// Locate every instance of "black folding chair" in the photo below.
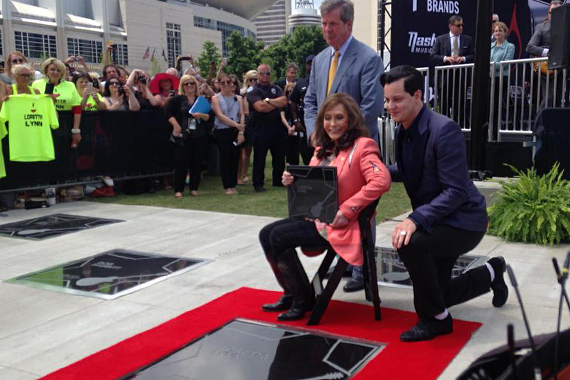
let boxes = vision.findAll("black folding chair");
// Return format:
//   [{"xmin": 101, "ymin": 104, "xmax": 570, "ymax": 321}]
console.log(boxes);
[{"xmin": 307, "ymin": 199, "xmax": 382, "ymax": 325}]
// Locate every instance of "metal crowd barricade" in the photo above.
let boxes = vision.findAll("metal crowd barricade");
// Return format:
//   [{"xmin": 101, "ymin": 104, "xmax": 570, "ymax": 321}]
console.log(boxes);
[
  {"xmin": 492, "ymin": 57, "xmax": 568, "ymax": 141},
  {"xmin": 433, "ymin": 63, "xmax": 475, "ymax": 131}
]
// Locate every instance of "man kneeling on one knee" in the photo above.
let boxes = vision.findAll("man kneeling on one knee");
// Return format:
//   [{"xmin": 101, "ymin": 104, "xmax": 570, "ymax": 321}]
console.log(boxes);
[{"xmin": 382, "ymin": 66, "xmax": 509, "ymax": 342}]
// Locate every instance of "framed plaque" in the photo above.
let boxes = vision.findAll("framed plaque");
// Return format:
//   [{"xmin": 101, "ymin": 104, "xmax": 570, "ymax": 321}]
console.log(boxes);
[{"xmin": 287, "ymin": 165, "xmax": 338, "ymax": 224}]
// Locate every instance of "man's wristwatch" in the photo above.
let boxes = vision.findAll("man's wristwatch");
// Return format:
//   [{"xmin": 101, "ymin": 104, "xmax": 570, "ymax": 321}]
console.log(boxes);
[{"xmin": 264, "ymin": 97, "xmax": 270, "ymax": 104}]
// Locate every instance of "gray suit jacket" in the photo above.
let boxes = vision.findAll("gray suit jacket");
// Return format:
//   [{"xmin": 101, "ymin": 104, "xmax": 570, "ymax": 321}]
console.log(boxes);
[
  {"xmin": 303, "ymin": 37, "xmax": 383, "ymax": 142},
  {"xmin": 526, "ymin": 21, "xmax": 551, "ymax": 57}
]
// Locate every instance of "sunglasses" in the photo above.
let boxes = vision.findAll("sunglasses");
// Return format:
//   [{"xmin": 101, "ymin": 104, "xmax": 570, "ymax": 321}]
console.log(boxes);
[
  {"xmin": 258, "ymin": 71, "xmax": 270, "ymax": 76},
  {"xmin": 183, "ymin": 82, "xmax": 196, "ymax": 86},
  {"xmin": 11, "ymin": 58, "xmax": 25, "ymax": 64},
  {"xmin": 453, "ymin": 23, "xmax": 464, "ymax": 27},
  {"xmin": 109, "ymin": 82, "xmax": 121, "ymax": 86},
  {"xmin": 220, "ymin": 80, "xmax": 234, "ymax": 85},
  {"xmin": 16, "ymin": 73, "xmax": 31, "ymax": 78}
]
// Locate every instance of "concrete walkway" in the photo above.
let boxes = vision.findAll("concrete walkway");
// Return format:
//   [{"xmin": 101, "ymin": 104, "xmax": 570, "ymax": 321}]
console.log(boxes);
[{"xmin": 0, "ymin": 201, "xmax": 568, "ymax": 379}]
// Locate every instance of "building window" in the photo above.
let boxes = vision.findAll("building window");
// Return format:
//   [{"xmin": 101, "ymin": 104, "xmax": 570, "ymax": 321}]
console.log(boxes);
[
  {"xmin": 166, "ymin": 22, "xmax": 181, "ymax": 68},
  {"xmin": 14, "ymin": 31, "xmax": 57, "ymax": 59},
  {"xmin": 194, "ymin": 16, "xmax": 216, "ymax": 30},
  {"xmin": 115, "ymin": 44, "xmax": 128, "ymax": 66},
  {"xmin": 67, "ymin": 38, "xmax": 103, "ymax": 64},
  {"xmin": 217, "ymin": 21, "xmax": 245, "ymax": 56}
]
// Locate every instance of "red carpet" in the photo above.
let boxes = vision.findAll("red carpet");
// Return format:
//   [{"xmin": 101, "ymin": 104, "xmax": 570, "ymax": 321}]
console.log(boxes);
[{"xmin": 41, "ymin": 287, "xmax": 481, "ymax": 380}]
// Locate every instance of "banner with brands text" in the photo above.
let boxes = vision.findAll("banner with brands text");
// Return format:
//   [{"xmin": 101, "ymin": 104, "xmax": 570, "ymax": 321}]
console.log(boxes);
[{"xmin": 390, "ymin": 0, "xmax": 546, "ymax": 68}]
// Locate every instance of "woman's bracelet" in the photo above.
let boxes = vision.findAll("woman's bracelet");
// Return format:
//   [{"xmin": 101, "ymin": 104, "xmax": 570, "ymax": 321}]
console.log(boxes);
[{"xmin": 71, "ymin": 128, "xmax": 81, "ymax": 134}]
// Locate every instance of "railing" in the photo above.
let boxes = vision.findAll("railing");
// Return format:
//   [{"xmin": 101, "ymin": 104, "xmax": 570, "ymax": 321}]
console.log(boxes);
[{"xmin": 379, "ymin": 58, "xmax": 569, "ymax": 165}]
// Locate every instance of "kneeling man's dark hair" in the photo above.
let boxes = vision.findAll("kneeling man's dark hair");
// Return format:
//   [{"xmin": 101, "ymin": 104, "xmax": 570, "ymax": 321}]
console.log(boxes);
[{"xmin": 380, "ymin": 65, "xmax": 423, "ymax": 97}]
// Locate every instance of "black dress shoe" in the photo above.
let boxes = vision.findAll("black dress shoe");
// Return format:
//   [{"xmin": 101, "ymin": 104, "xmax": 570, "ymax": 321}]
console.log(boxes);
[
  {"xmin": 277, "ymin": 298, "xmax": 316, "ymax": 321},
  {"xmin": 254, "ymin": 187, "xmax": 267, "ymax": 193},
  {"xmin": 343, "ymin": 277, "xmax": 365, "ymax": 293},
  {"xmin": 400, "ymin": 314, "xmax": 453, "ymax": 342},
  {"xmin": 488, "ymin": 256, "xmax": 508, "ymax": 307},
  {"xmin": 262, "ymin": 295, "xmax": 293, "ymax": 312}
]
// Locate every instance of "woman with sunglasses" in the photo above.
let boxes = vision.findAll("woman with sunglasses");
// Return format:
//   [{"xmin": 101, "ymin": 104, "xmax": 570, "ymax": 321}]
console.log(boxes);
[
  {"xmin": 102, "ymin": 78, "xmax": 140, "ymax": 111},
  {"xmin": 212, "ymin": 74, "xmax": 245, "ymax": 195},
  {"xmin": 0, "ymin": 51, "xmax": 42, "ymax": 85},
  {"xmin": 165, "ymin": 75, "xmax": 210, "ymax": 198},
  {"xmin": 237, "ymin": 70, "xmax": 257, "ymax": 184},
  {"xmin": 5, "ymin": 65, "xmax": 40, "ymax": 96}
]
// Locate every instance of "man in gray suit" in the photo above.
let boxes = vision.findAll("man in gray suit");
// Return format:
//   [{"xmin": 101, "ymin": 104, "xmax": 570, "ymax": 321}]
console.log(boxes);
[
  {"xmin": 526, "ymin": 0, "xmax": 564, "ymax": 109},
  {"xmin": 304, "ymin": 0, "xmax": 383, "ymax": 144},
  {"xmin": 304, "ymin": 0, "xmax": 383, "ymax": 293}
]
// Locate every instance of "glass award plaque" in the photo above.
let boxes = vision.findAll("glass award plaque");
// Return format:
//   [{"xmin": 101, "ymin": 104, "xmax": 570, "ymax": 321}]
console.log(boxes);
[
  {"xmin": 124, "ymin": 319, "xmax": 384, "ymax": 380},
  {"xmin": 287, "ymin": 166, "xmax": 338, "ymax": 224}
]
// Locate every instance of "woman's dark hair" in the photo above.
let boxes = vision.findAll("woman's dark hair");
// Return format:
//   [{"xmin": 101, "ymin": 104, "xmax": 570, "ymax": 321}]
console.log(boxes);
[
  {"xmin": 230, "ymin": 74, "xmax": 241, "ymax": 96},
  {"xmin": 72, "ymin": 71, "xmax": 92, "ymax": 86},
  {"xmin": 314, "ymin": 93, "xmax": 368, "ymax": 159},
  {"xmin": 102, "ymin": 77, "xmax": 121, "ymax": 97},
  {"xmin": 380, "ymin": 65, "xmax": 423, "ymax": 97}
]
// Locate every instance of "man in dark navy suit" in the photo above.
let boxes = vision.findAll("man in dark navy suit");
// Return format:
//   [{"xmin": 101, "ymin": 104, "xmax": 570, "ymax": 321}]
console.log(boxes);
[
  {"xmin": 381, "ymin": 66, "xmax": 508, "ymax": 343},
  {"xmin": 430, "ymin": 15, "xmax": 474, "ymax": 123}
]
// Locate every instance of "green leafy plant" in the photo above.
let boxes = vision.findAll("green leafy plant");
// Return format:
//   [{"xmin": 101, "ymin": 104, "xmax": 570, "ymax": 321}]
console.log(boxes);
[{"xmin": 488, "ymin": 163, "xmax": 570, "ymax": 245}]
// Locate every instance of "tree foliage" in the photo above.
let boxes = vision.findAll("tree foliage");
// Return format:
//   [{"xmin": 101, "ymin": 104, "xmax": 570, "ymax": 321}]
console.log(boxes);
[
  {"xmin": 225, "ymin": 32, "xmax": 264, "ymax": 79},
  {"xmin": 260, "ymin": 25, "xmax": 327, "ymax": 80},
  {"xmin": 196, "ymin": 41, "xmax": 221, "ymax": 78},
  {"xmin": 487, "ymin": 163, "xmax": 570, "ymax": 245},
  {"xmin": 212, "ymin": 26, "xmax": 326, "ymax": 83}
]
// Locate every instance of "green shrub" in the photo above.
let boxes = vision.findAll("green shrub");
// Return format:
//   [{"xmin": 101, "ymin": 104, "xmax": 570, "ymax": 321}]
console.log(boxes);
[{"xmin": 487, "ymin": 163, "xmax": 570, "ymax": 245}]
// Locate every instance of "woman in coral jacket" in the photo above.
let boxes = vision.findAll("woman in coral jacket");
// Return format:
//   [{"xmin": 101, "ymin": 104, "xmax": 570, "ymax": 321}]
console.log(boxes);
[{"xmin": 259, "ymin": 93, "xmax": 391, "ymax": 321}]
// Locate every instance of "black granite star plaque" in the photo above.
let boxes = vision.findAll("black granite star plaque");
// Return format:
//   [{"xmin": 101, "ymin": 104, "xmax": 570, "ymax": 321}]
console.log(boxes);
[
  {"xmin": 0, "ymin": 213, "xmax": 122, "ymax": 239},
  {"xmin": 124, "ymin": 319, "xmax": 384, "ymax": 380},
  {"xmin": 6, "ymin": 249, "xmax": 208, "ymax": 299},
  {"xmin": 376, "ymin": 247, "xmax": 486, "ymax": 288}
]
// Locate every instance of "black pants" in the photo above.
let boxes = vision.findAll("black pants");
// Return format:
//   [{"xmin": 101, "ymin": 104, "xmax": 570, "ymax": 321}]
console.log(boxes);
[
  {"xmin": 397, "ymin": 224, "xmax": 488, "ymax": 319},
  {"xmin": 214, "ymin": 128, "xmax": 239, "ymax": 189},
  {"xmin": 299, "ymin": 135, "xmax": 315, "ymax": 166},
  {"xmin": 285, "ymin": 135, "xmax": 300, "ymax": 165},
  {"xmin": 252, "ymin": 133, "xmax": 287, "ymax": 189},
  {"xmin": 259, "ymin": 219, "xmax": 329, "ymax": 261},
  {"xmin": 172, "ymin": 135, "xmax": 207, "ymax": 193}
]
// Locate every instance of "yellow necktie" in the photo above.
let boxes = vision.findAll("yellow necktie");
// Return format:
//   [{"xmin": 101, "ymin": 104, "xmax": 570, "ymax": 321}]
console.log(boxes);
[{"xmin": 327, "ymin": 51, "xmax": 340, "ymax": 95}]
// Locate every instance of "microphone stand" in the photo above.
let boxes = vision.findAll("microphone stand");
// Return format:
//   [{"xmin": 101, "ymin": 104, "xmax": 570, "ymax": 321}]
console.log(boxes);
[
  {"xmin": 551, "ymin": 254, "xmax": 569, "ymax": 380},
  {"xmin": 507, "ymin": 323, "xmax": 519, "ymax": 380},
  {"xmin": 507, "ymin": 265, "xmax": 542, "ymax": 380}
]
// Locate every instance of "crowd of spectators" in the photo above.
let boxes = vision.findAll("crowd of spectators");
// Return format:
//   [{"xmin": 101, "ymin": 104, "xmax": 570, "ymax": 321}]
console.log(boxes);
[{"xmin": 0, "ymin": 41, "xmax": 315, "ymax": 203}]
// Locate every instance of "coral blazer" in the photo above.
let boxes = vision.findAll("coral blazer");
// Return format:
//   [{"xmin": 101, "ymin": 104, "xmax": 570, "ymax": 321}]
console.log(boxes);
[{"xmin": 304, "ymin": 137, "xmax": 391, "ymax": 266}]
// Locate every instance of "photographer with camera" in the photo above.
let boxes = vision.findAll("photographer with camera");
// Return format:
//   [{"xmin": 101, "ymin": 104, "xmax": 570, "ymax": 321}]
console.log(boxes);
[
  {"xmin": 102, "ymin": 77, "xmax": 140, "ymax": 111},
  {"xmin": 73, "ymin": 72, "xmax": 106, "ymax": 111},
  {"xmin": 127, "ymin": 69, "xmax": 160, "ymax": 109},
  {"xmin": 149, "ymin": 73, "xmax": 179, "ymax": 108},
  {"xmin": 165, "ymin": 75, "xmax": 210, "ymax": 198}
]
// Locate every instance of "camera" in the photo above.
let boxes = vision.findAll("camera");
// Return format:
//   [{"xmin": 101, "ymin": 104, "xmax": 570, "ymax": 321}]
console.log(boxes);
[{"xmin": 139, "ymin": 77, "xmax": 147, "ymax": 85}]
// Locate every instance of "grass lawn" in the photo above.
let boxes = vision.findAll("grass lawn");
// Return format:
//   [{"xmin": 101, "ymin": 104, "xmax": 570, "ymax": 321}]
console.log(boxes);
[{"xmin": 89, "ymin": 157, "xmax": 411, "ymax": 222}]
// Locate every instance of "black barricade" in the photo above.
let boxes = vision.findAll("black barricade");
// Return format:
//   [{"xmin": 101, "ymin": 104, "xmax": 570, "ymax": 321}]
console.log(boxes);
[{"xmin": 0, "ymin": 110, "xmax": 174, "ymax": 192}]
